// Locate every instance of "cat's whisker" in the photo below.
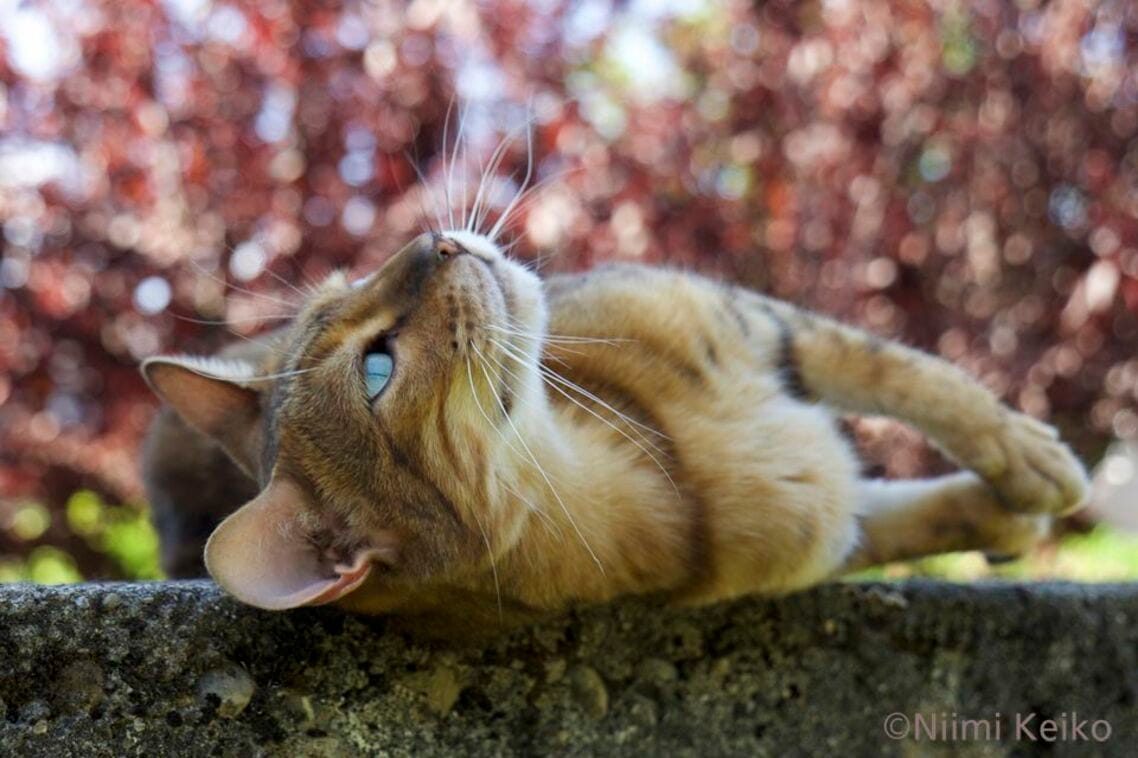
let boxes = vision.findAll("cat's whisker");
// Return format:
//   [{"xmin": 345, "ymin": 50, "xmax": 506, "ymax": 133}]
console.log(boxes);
[
  {"xmin": 529, "ymin": 248, "xmax": 558, "ymax": 273},
  {"xmin": 218, "ymin": 238, "xmax": 321, "ymax": 295},
  {"xmin": 499, "ymin": 237, "xmax": 525, "ymax": 257},
  {"xmin": 464, "ymin": 354, "xmax": 547, "ymax": 472},
  {"xmin": 441, "ymin": 95, "xmax": 457, "ymax": 231},
  {"xmin": 250, "ymin": 367, "xmax": 318, "ymax": 381},
  {"xmin": 488, "ymin": 123, "xmax": 535, "ymax": 243},
  {"xmin": 226, "ymin": 333, "xmax": 295, "ymax": 361},
  {"xmin": 172, "ymin": 313, "xmax": 295, "ymax": 326},
  {"xmin": 490, "ymin": 342, "xmax": 677, "ymax": 504},
  {"xmin": 261, "ymin": 265, "xmax": 310, "ymax": 300},
  {"xmin": 458, "ymin": 104, "xmax": 475, "ymax": 232},
  {"xmin": 537, "ymin": 363, "xmax": 672, "ymax": 446},
  {"xmin": 190, "ymin": 261, "xmax": 300, "ymax": 312},
  {"xmin": 476, "ymin": 120, "xmax": 533, "ymax": 235},
  {"xmin": 445, "ymin": 99, "xmax": 473, "ymax": 232},
  {"xmin": 491, "ymin": 336, "xmax": 669, "ymax": 443},
  {"xmin": 487, "ymin": 164, "xmax": 584, "ymax": 248},
  {"xmin": 500, "ymin": 479, "xmax": 563, "ymax": 542},
  {"xmin": 471, "ymin": 342, "xmax": 604, "ymax": 576},
  {"xmin": 468, "ymin": 129, "xmax": 514, "ymax": 235},
  {"xmin": 485, "ymin": 325, "xmax": 586, "ymax": 357},
  {"xmin": 465, "ymin": 130, "xmax": 495, "ymax": 234},
  {"xmin": 492, "ymin": 321, "xmax": 570, "ymax": 366},
  {"xmin": 486, "ymin": 340, "xmax": 676, "ymax": 498},
  {"xmin": 463, "ymin": 352, "xmax": 568, "ymax": 546},
  {"xmin": 485, "ymin": 323, "xmax": 631, "ymax": 346},
  {"xmin": 403, "ymin": 149, "xmax": 445, "ymax": 232},
  {"xmin": 391, "ymin": 144, "xmax": 436, "ymax": 235},
  {"xmin": 466, "ymin": 108, "xmax": 545, "ymax": 237},
  {"xmin": 463, "ymin": 352, "xmax": 573, "ymax": 491},
  {"xmin": 173, "ymin": 314, "xmax": 296, "ymax": 361},
  {"xmin": 466, "ymin": 500, "xmax": 503, "ymax": 624}
]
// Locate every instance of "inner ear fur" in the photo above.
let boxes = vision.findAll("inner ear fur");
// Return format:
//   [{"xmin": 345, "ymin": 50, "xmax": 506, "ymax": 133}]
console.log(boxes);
[{"xmin": 141, "ymin": 356, "xmax": 265, "ymax": 478}]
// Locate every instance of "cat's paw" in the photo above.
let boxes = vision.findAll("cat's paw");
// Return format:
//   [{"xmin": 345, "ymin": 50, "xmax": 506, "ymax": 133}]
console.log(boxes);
[
  {"xmin": 981, "ymin": 512, "xmax": 1052, "ymax": 561},
  {"xmin": 961, "ymin": 411, "xmax": 1089, "ymax": 515}
]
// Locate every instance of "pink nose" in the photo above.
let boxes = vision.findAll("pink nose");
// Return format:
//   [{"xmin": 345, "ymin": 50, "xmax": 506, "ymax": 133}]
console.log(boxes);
[{"xmin": 436, "ymin": 237, "xmax": 464, "ymax": 258}]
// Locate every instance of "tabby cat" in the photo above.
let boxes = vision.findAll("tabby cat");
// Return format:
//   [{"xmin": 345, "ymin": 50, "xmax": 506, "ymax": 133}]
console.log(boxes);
[{"xmin": 142, "ymin": 230, "xmax": 1088, "ymax": 628}]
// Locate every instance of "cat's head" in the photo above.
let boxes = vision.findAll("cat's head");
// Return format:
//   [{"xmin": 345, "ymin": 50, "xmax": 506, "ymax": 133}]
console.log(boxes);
[{"xmin": 142, "ymin": 231, "xmax": 548, "ymax": 609}]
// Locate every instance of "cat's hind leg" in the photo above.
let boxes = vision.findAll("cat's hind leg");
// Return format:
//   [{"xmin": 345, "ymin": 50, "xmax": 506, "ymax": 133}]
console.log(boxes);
[
  {"xmin": 746, "ymin": 295, "xmax": 1088, "ymax": 516},
  {"xmin": 838, "ymin": 472, "xmax": 1050, "ymax": 573}
]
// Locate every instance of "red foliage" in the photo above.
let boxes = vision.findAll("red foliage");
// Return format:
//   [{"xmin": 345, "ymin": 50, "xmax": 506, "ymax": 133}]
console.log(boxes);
[{"xmin": 1, "ymin": 0, "xmax": 1135, "ymax": 576}]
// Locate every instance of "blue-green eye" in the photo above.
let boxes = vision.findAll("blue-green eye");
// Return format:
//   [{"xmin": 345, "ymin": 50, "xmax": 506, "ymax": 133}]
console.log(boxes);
[{"xmin": 364, "ymin": 352, "xmax": 393, "ymax": 399}]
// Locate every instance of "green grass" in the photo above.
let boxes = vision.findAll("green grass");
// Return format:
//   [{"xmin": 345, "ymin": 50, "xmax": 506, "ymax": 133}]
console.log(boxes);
[
  {"xmin": 851, "ymin": 525, "xmax": 1138, "ymax": 583},
  {"xmin": 1, "ymin": 490, "xmax": 161, "ymax": 583}
]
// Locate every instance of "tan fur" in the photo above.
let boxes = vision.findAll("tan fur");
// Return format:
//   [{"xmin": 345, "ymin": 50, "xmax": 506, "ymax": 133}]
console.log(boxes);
[{"xmin": 143, "ymin": 232, "xmax": 1089, "ymax": 629}]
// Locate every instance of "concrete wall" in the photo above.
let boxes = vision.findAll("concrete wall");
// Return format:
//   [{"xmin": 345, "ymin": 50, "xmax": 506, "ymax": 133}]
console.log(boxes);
[{"xmin": 1, "ymin": 580, "xmax": 1135, "ymax": 756}]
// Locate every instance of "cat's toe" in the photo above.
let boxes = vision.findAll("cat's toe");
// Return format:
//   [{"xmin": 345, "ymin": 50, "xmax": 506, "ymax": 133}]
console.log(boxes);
[{"xmin": 985, "ymin": 414, "xmax": 1089, "ymax": 515}]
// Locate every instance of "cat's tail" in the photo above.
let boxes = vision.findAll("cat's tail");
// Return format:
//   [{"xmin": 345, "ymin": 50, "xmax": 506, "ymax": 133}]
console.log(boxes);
[{"xmin": 746, "ymin": 294, "xmax": 1088, "ymax": 516}]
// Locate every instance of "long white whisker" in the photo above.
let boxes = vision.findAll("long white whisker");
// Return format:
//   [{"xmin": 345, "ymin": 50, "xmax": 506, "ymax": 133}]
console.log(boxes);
[
  {"xmin": 468, "ymin": 129, "xmax": 513, "ymax": 234},
  {"xmin": 538, "ymin": 363, "xmax": 672, "ymax": 444},
  {"xmin": 487, "ymin": 164, "xmax": 584, "ymax": 246},
  {"xmin": 492, "ymin": 337, "xmax": 669, "ymax": 443},
  {"xmin": 485, "ymin": 323, "xmax": 632, "ymax": 346},
  {"xmin": 441, "ymin": 96, "xmax": 456, "ymax": 230},
  {"xmin": 447, "ymin": 100, "xmax": 471, "ymax": 231},
  {"xmin": 262, "ymin": 265, "xmax": 309, "ymax": 299},
  {"xmin": 213, "ymin": 330, "xmax": 296, "ymax": 360},
  {"xmin": 191, "ymin": 262, "xmax": 300, "ymax": 311},
  {"xmin": 499, "ymin": 237, "xmax": 526, "ymax": 257},
  {"xmin": 530, "ymin": 247, "xmax": 559, "ymax": 272},
  {"xmin": 465, "ymin": 355, "xmax": 535, "ymax": 465},
  {"xmin": 490, "ymin": 339, "xmax": 676, "ymax": 476},
  {"xmin": 489, "ymin": 121, "xmax": 535, "ymax": 242},
  {"xmin": 475, "ymin": 129, "xmax": 521, "ymax": 234},
  {"xmin": 404, "ymin": 151, "xmax": 444, "ymax": 231},
  {"xmin": 467, "ymin": 502, "xmax": 503, "ymax": 624},
  {"xmin": 460, "ymin": 111, "xmax": 471, "ymax": 232},
  {"xmin": 472, "ymin": 342, "xmax": 604, "ymax": 575},
  {"xmin": 188, "ymin": 366, "xmax": 318, "ymax": 383},
  {"xmin": 461, "ymin": 354, "xmax": 566, "ymax": 544},
  {"xmin": 467, "ymin": 138, "xmax": 495, "ymax": 233},
  {"xmin": 501, "ymin": 479, "xmax": 562, "ymax": 541},
  {"xmin": 172, "ymin": 314, "xmax": 295, "ymax": 326}
]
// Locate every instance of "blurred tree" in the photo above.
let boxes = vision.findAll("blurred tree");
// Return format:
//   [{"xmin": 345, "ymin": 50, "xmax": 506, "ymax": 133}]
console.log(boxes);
[{"xmin": 1, "ymin": 0, "xmax": 1135, "ymax": 579}]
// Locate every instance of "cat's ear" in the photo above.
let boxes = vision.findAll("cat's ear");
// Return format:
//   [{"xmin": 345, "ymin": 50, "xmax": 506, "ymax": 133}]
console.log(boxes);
[
  {"xmin": 204, "ymin": 476, "xmax": 394, "ymax": 610},
  {"xmin": 141, "ymin": 356, "xmax": 264, "ymax": 477}
]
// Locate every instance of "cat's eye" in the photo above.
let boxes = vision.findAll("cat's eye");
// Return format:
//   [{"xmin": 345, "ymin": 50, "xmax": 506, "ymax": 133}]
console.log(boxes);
[{"xmin": 364, "ymin": 350, "xmax": 394, "ymax": 400}]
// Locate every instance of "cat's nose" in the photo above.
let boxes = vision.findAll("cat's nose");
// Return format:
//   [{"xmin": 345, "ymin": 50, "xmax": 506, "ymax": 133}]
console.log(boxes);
[
  {"xmin": 434, "ymin": 236, "xmax": 466, "ymax": 259},
  {"xmin": 370, "ymin": 232, "xmax": 472, "ymax": 298}
]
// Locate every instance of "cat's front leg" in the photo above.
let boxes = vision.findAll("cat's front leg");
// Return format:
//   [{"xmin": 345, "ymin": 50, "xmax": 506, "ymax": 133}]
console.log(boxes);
[
  {"xmin": 932, "ymin": 405, "xmax": 1088, "ymax": 515},
  {"xmin": 739, "ymin": 294, "xmax": 1089, "ymax": 515}
]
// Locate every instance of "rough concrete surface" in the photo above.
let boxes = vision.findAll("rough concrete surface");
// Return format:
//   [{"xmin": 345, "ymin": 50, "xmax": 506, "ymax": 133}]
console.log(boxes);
[{"xmin": 0, "ymin": 580, "xmax": 1135, "ymax": 756}]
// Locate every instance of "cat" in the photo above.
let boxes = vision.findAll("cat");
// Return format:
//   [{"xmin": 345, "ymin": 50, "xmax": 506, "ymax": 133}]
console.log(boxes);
[{"xmin": 141, "ymin": 230, "xmax": 1088, "ymax": 629}]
